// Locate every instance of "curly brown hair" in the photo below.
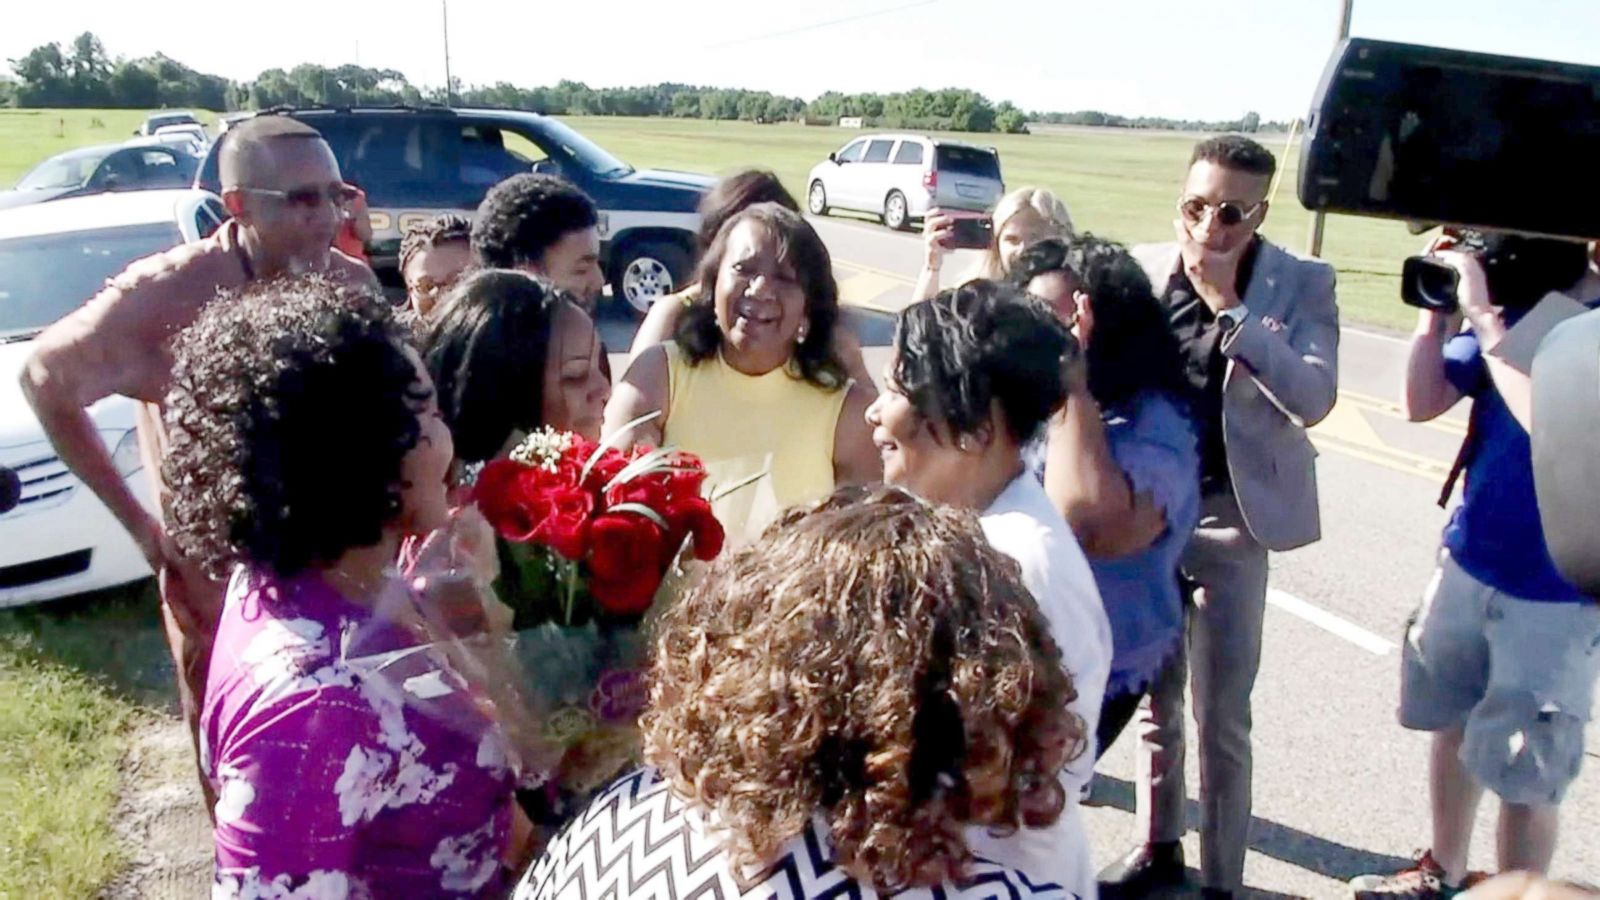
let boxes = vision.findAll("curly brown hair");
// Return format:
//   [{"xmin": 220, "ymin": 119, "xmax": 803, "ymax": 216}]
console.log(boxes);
[
  {"xmin": 163, "ymin": 275, "xmax": 427, "ymax": 580},
  {"xmin": 642, "ymin": 485, "xmax": 1084, "ymax": 892}
]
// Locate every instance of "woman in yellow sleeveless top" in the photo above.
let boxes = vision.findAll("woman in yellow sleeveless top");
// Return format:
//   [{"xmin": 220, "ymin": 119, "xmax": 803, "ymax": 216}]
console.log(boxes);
[{"xmin": 605, "ymin": 203, "xmax": 881, "ymax": 536}]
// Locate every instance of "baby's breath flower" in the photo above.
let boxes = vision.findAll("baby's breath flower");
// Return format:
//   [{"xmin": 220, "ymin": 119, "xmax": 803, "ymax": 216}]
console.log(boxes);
[{"xmin": 509, "ymin": 427, "xmax": 578, "ymax": 473}]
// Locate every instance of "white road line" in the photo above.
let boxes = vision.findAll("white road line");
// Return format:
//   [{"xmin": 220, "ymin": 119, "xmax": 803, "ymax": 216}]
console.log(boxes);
[{"xmin": 1266, "ymin": 588, "xmax": 1397, "ymax": 656}]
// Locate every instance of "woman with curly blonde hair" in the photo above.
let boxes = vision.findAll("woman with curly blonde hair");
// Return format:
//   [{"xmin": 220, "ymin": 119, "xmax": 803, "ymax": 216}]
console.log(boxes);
[{"xmin": 514, "ymin": 485, "xmax": 1084, "ymax": 899}]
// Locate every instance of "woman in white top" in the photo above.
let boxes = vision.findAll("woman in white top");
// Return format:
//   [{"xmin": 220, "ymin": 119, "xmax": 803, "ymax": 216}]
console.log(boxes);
[
  {"xmin": 865, "ymin": 279, "xmax": 1112, "ymax": 900},
  {"xmin": 912, "ymin": 187, "xmax": 1075, "ymax": 301},
  {"xmin": 517, "ymin": 486, "xmax": 1083, "ymax": 900}
]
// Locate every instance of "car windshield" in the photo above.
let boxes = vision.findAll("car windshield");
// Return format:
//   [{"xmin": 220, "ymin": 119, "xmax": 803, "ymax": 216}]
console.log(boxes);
[
  {"xmin": 541, "ymin": 118, "xmax": 633, "ymax": 178},
  {"xmin": 936, "ymin": 145, "xmax": 1002, "ymax": 180},
  {"xmin": 15, "ymin": 150, "xmax": 111, "ymax": 191},
  {"xmin": 148, "ymin": 114, "xmax": 197, "ymax": 131},
  {"xmin": 0, "ymin": 222, "xmax": 181, "ymax": 339}
]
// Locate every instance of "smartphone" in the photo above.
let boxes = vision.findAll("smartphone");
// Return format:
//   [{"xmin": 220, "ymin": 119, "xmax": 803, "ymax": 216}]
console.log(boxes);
[{"xmin": 947, "ymin": 216, "xmax": 994, "ymax": 251}]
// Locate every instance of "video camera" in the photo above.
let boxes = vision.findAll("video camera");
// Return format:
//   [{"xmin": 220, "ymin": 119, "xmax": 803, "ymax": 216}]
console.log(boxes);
[
  {"xmin": 1299, "ymin": 38, "xmax": 1600, "ymax": 597},
  {"xmin": 1400, "ymin": 230, "xmax": 1590, "ymax": 313}
]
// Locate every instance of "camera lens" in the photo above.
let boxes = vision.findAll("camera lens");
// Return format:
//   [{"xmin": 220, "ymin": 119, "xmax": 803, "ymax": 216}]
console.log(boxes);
[{"xmin": 1415, "ymin": 264, "xmax": 1458, "ymax": 307}]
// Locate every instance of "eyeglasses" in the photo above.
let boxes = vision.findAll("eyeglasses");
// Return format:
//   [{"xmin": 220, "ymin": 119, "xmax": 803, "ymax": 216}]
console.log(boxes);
[
  {"xmin": 241, "ymin": 183, "xmax": 361, "ymax": 210},
  {"xmin": 1178, "ymin": 196, "xmax": 1266, "ymax": 227}
]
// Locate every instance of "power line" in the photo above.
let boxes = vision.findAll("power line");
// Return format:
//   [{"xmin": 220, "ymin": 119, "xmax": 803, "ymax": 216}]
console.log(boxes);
[{"xmin": 703, "ymin": 0, "xmax": 941, "ymax": 51}]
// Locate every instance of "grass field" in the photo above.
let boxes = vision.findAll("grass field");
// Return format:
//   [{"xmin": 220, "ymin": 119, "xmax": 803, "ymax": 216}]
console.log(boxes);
[
  {"xmin": 0, "ymin": 582, "xmax": 174, "ymax": 896},
  {"xmin": 561, "ymin": 116, "xmax": 1420, "ymax": 331},
  {"xmin": 1, "ymin": 108, "xmax": 1419, "ymax": 330}
]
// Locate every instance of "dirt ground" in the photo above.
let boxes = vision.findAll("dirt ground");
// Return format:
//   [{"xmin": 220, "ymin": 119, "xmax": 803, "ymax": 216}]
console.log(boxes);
[{"xmin": 98, "ymin": 716, "xmax": 211, "ymax": 899}]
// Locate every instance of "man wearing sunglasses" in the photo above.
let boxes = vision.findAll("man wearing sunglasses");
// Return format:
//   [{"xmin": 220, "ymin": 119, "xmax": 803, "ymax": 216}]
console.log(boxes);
[
  {"xmin": 19, "ymin": 115, "xmax": 376, "ymax": 815},
  {"xmin": 1099, "ymin": 135, "xmax": 1341, "ymax": 900}
]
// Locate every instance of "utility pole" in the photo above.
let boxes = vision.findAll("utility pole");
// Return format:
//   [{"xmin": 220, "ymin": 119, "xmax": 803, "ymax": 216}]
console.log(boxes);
[
  {"xmin": 1307, "ymin": 0, "xmax": 1354, "ymax": 258},
  {"xmin": 442, "ymin": 0, "xmax": 455, "ymax": 107}
]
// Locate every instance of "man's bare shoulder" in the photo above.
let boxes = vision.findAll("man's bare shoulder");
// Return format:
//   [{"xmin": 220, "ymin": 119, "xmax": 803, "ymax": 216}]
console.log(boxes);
[
  {"xmin": 327, "ymin": 249, "xmax": 380, "ymax": 292},
  {"xmin": 29, "ymin": 232, "xmax": 244, "ymax": 404},
  {"xmin": 108, "ymin": 234, "xmax": 239, "ymax": 299}
]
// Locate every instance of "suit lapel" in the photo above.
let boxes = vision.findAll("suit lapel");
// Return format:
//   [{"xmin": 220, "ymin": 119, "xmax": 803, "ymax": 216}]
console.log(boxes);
[
  {"xmin": 1224, "ymin": 240, "xmax": 1283, "ymax": 392},
  {"xmin": 1241, "ymin": 239, "xmax": 1286, "ymax": 319}
]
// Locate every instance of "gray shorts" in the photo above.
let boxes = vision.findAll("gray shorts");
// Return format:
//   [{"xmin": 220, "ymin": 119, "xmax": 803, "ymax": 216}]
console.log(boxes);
[{"xmin": 1399, "ymin": 552, "xmax": 1600, "ymax": 806}]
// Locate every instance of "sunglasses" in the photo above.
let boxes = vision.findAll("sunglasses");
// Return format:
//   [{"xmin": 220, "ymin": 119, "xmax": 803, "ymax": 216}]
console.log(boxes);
[
  {"xmin": 242, "ymin": 183, "xmax": 361, "ymax": 210},
  {"xmin": 1178, "ymin": 196, "xmax": 1265, "ymax": 227}
]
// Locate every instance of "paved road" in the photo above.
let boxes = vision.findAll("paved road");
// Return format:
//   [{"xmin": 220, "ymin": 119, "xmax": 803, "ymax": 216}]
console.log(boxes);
[{"xmin": 600, "ymin": 214, "xmax": 1599, "ymax": 897}]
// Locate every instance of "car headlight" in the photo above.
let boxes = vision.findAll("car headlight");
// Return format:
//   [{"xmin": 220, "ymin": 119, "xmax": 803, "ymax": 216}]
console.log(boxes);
[{"xmin": 111, "ymin": 429, "xmax": 144, "ymax": 478}]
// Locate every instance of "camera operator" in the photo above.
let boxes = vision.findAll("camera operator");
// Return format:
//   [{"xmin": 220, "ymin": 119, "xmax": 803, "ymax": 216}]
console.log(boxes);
[{"xmin": 1352, "ymin": 236, "xmax": 1599, "ymax": 899}]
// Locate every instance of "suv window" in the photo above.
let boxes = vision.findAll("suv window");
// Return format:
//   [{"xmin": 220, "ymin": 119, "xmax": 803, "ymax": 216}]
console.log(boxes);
[
  {"xmin": 836, "ymin": 140, "xmax": 865, "ymax": 163},
  {"xmin": 461, "ymin": 124, "xmax": 539, "ymax": 187},
  {"xmin": 892, "ymin": 141, "xmax": 925, "ymax": 165},
  {"xmin": 863, "ymin": 139, "xmax": 894, "ymax": 163},
  {"xmin": 314, "ymin": 118, "xmax": 476, "ymax": 209},
  {"xmin": 934, "ymin": 145, "xmax": 1002, "ymax": 180}
]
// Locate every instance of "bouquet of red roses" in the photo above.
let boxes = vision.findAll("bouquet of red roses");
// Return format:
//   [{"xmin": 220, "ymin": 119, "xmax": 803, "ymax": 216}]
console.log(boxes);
[
  {"xmin": 464, "ymin": 425, "xmax": 726, "ymax": 825},
  {"xmin": 471, "ymin": 426, "xmax": 725, "ymax": 622}
]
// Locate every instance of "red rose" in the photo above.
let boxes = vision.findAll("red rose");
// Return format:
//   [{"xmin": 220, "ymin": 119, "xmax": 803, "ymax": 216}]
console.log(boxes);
[
  {"xmin": 528, "ymin": 486, "xmax": 595, "ymax": 560},
  {"xmin": 473, "ymin": 460, "xmax": 542, "ymax": 541},
  {"xmin": 587, "ymin": 513, "xmax": 666, "ymax": 615},
  {"xmin": 582, "ymin": 447, "xmax": 631, "ymax": 494},
  {"xmin": 665, "ymin": 496, "xmax": 725, "ymax": 561},
  {"xmin": 662, "ymin": 452, "xmax": 708, "ymax": 497},
  {"xmin": 545, "ymin": 451, "xmax": 586, "ymax": 492},
  {"xmin": 604, "ymin": 477, "xmax": 663, "ymax": 510}
]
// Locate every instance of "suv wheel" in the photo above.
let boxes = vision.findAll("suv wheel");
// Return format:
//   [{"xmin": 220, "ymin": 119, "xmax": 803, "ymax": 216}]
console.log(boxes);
[
  {"xmin": 808, "ymin": 180, "xmax": 829, "ymax": 216},
  {"xmin": 613, "ymin": 239, "xmax": 692, "ymax": 317},
  {"xmin": 882, "ymin": 190, "xmax": 909, "ymax": 231}
]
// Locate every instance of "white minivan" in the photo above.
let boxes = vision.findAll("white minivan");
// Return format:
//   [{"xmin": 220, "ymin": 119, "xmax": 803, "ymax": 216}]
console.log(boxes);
[{"xmin": 806, "ymin": 134, "xmax": 1004, "ymax": 230}]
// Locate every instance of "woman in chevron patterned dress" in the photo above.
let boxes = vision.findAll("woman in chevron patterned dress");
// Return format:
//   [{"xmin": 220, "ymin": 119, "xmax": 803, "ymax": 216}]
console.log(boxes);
[{"xmin": 516, "ymin": 486, "xmax": 1089, "ymax": 900}]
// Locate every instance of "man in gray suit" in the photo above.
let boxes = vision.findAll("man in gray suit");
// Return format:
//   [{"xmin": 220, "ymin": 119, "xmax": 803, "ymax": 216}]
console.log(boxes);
[{"xmin": 1098, "ymin": 135, "xmax": 1340, "ymax": 900}]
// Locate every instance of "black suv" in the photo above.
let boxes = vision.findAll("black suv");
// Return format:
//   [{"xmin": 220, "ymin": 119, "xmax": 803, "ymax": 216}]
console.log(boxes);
[{"xmin": 196, "ymin": 106, "xmax": 713, "ymax": 313}]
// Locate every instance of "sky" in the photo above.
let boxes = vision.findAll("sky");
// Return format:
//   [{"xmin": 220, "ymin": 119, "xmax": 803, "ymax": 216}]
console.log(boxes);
[{"xmin": 3, "ymin": 0, "xmax": 1596, "ymax": 120}]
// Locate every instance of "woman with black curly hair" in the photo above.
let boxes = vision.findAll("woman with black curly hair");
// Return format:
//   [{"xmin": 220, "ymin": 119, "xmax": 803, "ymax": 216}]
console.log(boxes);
[
  {"xmin": 516, "ymin": 485, "xmax": 1082, "ymax": 900},
  {"xmin": 605, "ymin": 203, "xmax": 880, "ymax": 537},
  {"xmin": 164, "ymin": 276, "xmax": 531, "ymax": 898},
  {"xmin": 864, "ymin": 279, "xmax": 1110, "ymax": 899},
  {"xmin": 422, "ymin": 269, "xmax": 611, "ymax": 458},
  {"xmin": 1011, "ymin": 235, "xmax": 1201, "ymax": 756}
]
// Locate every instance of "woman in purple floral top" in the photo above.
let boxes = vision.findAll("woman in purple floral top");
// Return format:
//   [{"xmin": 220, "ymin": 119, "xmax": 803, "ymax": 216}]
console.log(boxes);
[{"xmin": 163, "ymin": 277, "xmax": 531, "ymax": 897}]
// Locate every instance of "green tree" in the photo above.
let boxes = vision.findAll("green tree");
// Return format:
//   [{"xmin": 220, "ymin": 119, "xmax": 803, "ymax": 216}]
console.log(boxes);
[
  {"xmin": 10, "ymin": 43, "xmax": 70, "ymax": 106},
  {"xmin": 109, "ymin": 61, "xmax": 159, "ymax": 108},
  {"xmin": 67, "ymin": 32, "xmax": 113, "ymax": 105},
  {"xmin": 995, "ymin": 101, "xmax": 1028, "ymax": 134}
]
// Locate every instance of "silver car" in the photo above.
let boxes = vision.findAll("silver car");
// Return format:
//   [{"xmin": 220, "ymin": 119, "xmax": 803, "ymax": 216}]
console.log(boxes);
[{"xmin": 806, "ymin": 134, "xmax": 1004, "ymax": 230}]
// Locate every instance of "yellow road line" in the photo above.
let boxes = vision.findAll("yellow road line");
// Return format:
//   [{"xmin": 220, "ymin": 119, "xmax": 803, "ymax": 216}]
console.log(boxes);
[
  {"xmin": 1311, "ymin": 431, "xmax": 1450, "ymax": 479},
  {"xmin": 834, "ymin": 258, "xmax": 918, "ymax": 285},
  {"xmin": 1338, "ymin": 388, "xmax": 1467, "ymax": 436},
  {"xmin": 837, "ymin": 271, "xmax": 904, "ymax": 309}
]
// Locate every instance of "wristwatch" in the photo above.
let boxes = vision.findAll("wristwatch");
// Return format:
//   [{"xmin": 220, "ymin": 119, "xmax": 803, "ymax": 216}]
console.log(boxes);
[{"xmin": 1217, "ymin": 305, "xmax": 1250, "ymax": 333}]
